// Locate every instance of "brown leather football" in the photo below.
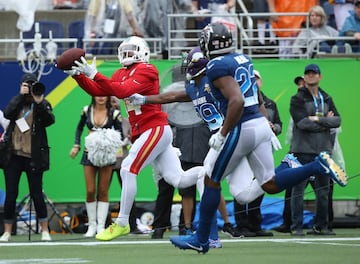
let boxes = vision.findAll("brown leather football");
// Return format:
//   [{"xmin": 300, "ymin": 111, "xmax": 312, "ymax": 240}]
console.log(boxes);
[{"xmin": 56, "ymin": 48, "xmax": 85, "ymax": 70}]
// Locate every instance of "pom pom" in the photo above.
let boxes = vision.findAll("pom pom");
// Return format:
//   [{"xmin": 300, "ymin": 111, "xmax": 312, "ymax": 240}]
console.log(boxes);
[{"xmin": 85, "ymin": 129, "xmax": 123, "ymax": 167}]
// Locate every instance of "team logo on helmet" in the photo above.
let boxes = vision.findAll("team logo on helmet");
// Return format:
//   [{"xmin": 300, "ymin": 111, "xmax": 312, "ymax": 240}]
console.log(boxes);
[
  {"xmin": 182, "ymin": 46, "xmax": 209, "ymax": 80},
  {"xmin": 199, "ymin": 22, "xmax": 234, "ymax": 58}
]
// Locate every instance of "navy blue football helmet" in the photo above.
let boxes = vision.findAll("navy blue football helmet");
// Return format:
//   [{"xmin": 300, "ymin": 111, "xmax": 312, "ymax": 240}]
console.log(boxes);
[{"xmin": 199, "ymin": 22, "xmax": 233, "ymax": 59}]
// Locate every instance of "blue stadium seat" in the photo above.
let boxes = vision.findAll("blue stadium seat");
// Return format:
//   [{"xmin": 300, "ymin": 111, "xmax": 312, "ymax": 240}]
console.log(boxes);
[
  {"xmin": 68, "ymin": 20, "xmax": 84, "ymax": 49},
  {"xmin": 22, "ymin": 20, "xmax": 65, "ymax": 54}
]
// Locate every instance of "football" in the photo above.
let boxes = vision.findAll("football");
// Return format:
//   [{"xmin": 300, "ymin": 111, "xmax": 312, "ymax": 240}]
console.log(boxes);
[{"xmin": 56, "ymin": 48, "xmax": 85, "ymax": 70}]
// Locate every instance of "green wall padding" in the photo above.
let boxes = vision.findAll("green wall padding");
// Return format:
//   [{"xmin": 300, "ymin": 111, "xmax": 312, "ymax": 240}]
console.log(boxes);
[{"xmin": 0, "ymin": 58, "xmax": 358, "ymax": 202}]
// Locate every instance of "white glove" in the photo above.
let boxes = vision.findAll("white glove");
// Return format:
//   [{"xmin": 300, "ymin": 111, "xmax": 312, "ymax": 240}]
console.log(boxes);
[
  {"xmin": 73, "ymin": 56, "xmax": 97, "ymax": 79},
  {"xmin": 209, "ymin": 131, "xmax": 226, "ymax": 151},
  {"xmin": 271, "ymin": 132, "xmax": 282, "ymax": 151},
  {"xmin": 63, "ymin": 69, "xmax": 80, "ymax": 76},
  {"xmin": 173, "ymin": 147, "xmax": 182, "ymax": 157},
  {"xmin": 127, "ymin": 93, "xmax": 146, "ymax": 106}
]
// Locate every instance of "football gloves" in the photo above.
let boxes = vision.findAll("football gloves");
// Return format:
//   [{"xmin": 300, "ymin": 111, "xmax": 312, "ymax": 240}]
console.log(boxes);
[
  {"xmin": 127, "ymin": 93, "xmax": 146, "ymax": 105},
  {"xmin": 209, "ymin": 130, "xmax": 226, "ymax": 151},
  {"xmin": 73, "ymin": 56, "xmax": 98, "ymax": 79}
]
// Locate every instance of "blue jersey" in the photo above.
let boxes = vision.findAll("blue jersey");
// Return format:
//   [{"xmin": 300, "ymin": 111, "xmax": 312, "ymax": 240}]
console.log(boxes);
[
  {"xmin": 185, "ymin": 76, "xmax": 224, "ymax": 132},
  {"xmin": 206, "ymin": 53, "xmax": 262, "ymax": 122}
]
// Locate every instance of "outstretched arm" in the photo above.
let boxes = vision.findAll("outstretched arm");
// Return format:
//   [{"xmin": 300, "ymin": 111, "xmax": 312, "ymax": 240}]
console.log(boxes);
[{"xmin": 128, "ymin": 90, "xmax": 191, "ymax": 105}]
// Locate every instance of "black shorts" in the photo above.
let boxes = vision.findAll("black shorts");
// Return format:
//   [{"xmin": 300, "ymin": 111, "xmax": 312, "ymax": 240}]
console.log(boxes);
[
  {"xmin": 179, "ymin": 185, "xmax": 196, "ymax": 197},
  {"xmin": 80, "ymin": 151, "xmax": 94, "ymax": 166},
  {"xmin": 80, "ymin": 151, "xmax": 116, "ymax": 167}
]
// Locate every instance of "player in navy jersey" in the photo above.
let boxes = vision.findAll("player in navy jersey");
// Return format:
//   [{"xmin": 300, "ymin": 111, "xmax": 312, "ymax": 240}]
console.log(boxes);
[{"xmin": 167, "ymin": 22, "xmax": 347, "ymax": 254}]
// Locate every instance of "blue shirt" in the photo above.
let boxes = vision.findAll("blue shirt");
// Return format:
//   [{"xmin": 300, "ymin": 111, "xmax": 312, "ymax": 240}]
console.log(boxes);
[{"xmin": 339, "ymin": 11, "xmax": 360, "ymax": 36}]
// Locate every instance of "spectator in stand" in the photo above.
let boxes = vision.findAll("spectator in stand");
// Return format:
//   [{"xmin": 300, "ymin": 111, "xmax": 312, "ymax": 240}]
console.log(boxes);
[
  {"xmin": 191, "ymin": 0, "xmax": 236, "ymax": 30},
  {"xmin": 84, "ymin": 0, "xmax": 143, "ymax": 54},
  {"xmin": 141, "ymin": 0, "xmax": 192, "ymax": 59},
  {"xmin": 292, "ymin": 5, "xmax": 340, "ymax": 58},
  {"xmin": 267, "ymin": 0, "xmax": 318, "ymax": 58},
  {"xmin": 252, "ymin": 0, "xmax": 278, "ymax": 54},
  {"xmin": 329, "ymin": 0, "xmax": 354, "ymax": 31},
  {"xmin": 339, "ymin": 0, "xmax": 360, "ymax": 52}
]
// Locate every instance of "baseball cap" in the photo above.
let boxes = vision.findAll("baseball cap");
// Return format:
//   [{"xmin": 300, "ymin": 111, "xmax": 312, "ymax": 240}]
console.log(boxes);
[
  {"xmin": 254, "ymin": 70, "xmax": 262, "ymax": 79},
  {"xmin": 21, "ymin": 73, "xmax": 37, "ymax": 84},
  {"xmin": 294, "ymin": 76, "xmax": 304, "ymax": 85},
  {"xmin": 304, "ymin": 64, "xmax": 321, "ymax": 74}
]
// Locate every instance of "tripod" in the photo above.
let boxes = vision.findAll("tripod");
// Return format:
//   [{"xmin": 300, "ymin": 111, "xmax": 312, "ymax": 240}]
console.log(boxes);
[{"xmin": 17, "ymin": 191, "xmax": 74, "ymax": 241}]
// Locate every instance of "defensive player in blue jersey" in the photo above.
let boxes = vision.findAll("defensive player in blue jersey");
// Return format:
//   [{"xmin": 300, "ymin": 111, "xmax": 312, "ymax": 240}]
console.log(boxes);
[{"xmin": 165, "ymin": 22, "xmax": 347, "ymax": 254}]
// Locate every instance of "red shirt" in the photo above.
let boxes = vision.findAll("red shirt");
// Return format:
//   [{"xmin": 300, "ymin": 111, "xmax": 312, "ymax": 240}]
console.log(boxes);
[{"xmin": 74, "ymin": 62, "xmax": 168, "ymax": 140}]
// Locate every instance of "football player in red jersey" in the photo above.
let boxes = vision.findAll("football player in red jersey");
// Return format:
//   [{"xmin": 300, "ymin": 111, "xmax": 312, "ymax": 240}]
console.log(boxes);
[{"xmin": 65, "ymin": 36, "xmax": 203, "ymax": 241}]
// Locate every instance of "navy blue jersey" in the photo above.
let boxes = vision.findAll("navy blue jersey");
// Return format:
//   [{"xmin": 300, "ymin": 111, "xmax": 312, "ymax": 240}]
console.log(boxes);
[
  {"xmin": 185, "ymin": 76, "xmax": 224, "ymax": 131},
  {"xmin": 206, "ymin": 53, "xmax": 262, "ymax": 122}
]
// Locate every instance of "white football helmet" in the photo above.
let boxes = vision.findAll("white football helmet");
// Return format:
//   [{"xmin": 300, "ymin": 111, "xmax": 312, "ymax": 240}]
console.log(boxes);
[{"xmin": 118, "ymin": 36, "xmax": 150, "ymax": 66}]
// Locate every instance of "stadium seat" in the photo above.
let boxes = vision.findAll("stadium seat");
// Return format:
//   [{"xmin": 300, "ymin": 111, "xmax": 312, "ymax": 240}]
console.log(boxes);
[
  {"xmin": 68, "ymin": 20, "xmax": 84, "ymax": 49},
  {"xmin": 22, "ymin": 20, "xmax": 65, "ymax": 54}
]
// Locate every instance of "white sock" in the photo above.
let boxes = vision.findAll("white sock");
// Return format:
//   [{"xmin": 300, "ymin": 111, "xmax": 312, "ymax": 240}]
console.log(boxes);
[
  {"xmin": 257, "ymin": 22, "xmax": 266, "ymax": 45},
  {"xmin": 116, "ymin": 169, "xmax": 137, "ymax": 227}
]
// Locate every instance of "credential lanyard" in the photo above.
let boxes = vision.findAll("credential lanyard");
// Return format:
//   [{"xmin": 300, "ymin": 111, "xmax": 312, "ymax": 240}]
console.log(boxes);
[
  {"xmin": 312, "ymin": 91, "xmax": 324, "ymax": 114},
  {"xmin": 22, "ymin": 103, "xmax": 33, "ymax": 119}
]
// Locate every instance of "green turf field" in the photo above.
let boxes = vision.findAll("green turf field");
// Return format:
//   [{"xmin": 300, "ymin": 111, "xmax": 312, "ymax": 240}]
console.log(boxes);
[{"xmin": 0, "ymin": 229, "xmax": 359, "ymax": 264}]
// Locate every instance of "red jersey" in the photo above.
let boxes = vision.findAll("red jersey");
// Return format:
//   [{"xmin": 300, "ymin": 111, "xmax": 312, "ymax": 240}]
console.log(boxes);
[{"xmin": 74, "ymin": 62, "xmax": 168, "ymax": 140}]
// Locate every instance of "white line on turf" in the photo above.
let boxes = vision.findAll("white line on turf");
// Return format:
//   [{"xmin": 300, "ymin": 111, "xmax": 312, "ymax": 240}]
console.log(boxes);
[{"xmin": 0, "ymin": 237, "xmax": 360, "ymax": 247}]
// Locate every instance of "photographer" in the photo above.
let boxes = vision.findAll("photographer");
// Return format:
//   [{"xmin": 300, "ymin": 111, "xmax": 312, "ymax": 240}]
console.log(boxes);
[{"xmin": 0, "ymin": 73, "xmax": 55, "ymax": 242}]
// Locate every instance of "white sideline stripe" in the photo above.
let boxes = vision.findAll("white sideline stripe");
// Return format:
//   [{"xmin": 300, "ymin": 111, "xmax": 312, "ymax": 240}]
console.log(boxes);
[
  {"xmin": 291, "ymin": 241, "xmax": 360, "ymax": 247},
  {"xmin": 1, "ymin": 237, "xmax": 360, "ymax": 247},
  {"xmin": 0, "ymin": 258, "xmax": 89, "ymax": 263}
]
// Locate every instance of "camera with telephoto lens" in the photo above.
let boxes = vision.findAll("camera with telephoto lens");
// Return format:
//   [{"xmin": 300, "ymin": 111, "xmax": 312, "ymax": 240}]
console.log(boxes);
[{"xmin": 29, "ymin": 82, "xmax": 45, "ymax": 96}]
